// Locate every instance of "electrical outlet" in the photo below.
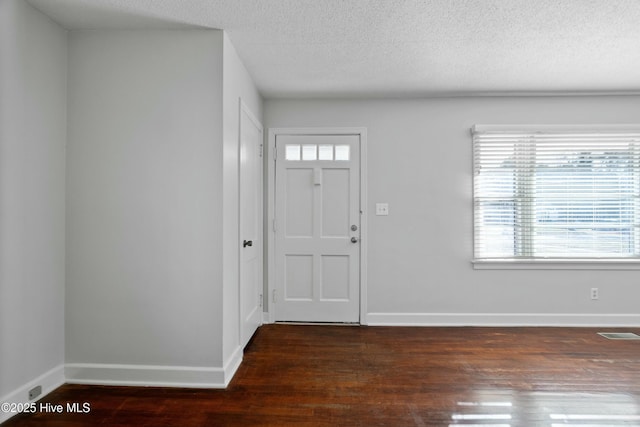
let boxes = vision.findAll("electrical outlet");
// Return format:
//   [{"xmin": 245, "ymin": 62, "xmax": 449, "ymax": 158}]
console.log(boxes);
[
  {"xmin": 29, "ymin": 385, "xmax": 41, "ymax": 400},
  {"xmin": 591, "ymin": 287, "xmax": 599, "ymax": 300}
]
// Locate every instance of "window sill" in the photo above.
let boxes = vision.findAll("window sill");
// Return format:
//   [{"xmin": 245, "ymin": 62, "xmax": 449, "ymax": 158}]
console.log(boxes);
[{"xmin": 472, "ymin": 258, "xmax": 640, "ymax": 270}]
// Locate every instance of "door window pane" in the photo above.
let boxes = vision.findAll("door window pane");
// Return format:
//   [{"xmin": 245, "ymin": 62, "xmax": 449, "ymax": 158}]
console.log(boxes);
[
  {"xmin": 302, "ymin": 145, "xmax": 317, "ymax": 161},
  {"xmin": 287, "ymin": 143, "xmax": 351, "ymax": 162},
  {"xmin": 285, "ymin": 144, "xmax": 301, "ymax": 161},
  {"xmin": 335, "ymin": 145, "xmax": 350, "ymax": 161},
  {"xmin": 319, "ymin": 145, "xmax": 333, "ymax": 161}
]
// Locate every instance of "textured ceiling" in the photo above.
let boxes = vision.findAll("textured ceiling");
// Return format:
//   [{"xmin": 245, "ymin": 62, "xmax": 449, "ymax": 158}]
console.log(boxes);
[{"xmin": 27, "ymin": 0, "xmax": 640, "ymax": 98}]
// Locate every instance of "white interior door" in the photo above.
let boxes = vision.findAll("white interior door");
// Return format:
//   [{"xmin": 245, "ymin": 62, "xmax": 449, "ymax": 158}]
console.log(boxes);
[
  {"xmin": 274, "ymin": 134, "xmax": 360, "ymax": 323},
  {"xmin": 239, "ymin": 104, "xmax": 263, "ymax": 347}
]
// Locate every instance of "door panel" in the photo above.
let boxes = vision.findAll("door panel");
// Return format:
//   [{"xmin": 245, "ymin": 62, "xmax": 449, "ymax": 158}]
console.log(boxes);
[
  {"xmin": 285, "ymin": 255, "xmax": 314, "ymax": 300},
  {"xmin": 285, "ymin": 169, "xmax": 314, "ymax": 237},
  {"xmin": 321, "ymin": 255, "xmax": 350, "ymax": 300},
  {"xmin": 275, "ymin": 134, "xmax": 360, "ymax": 323},
  {"xmin": 239, "ymin": 105, "xmax": 263, "ymax": 348},
  {"xmin": 322, "ymin": 169, "xmax": 350, "ymax": 237}
]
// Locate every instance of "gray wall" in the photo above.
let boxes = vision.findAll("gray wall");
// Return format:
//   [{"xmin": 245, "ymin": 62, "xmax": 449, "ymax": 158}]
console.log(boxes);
[
  {"xmin": 66, "ymin": 29, "xmax": 263, "ymax": 384},
  {"xmin": 0, "ymin": 0, "xmax": 67, "ymax": 403},
  {"xmin": 66, "ymin": 30, "xmax": 225, "ymax": 368},
  {"xmin": 221, "ymin": 33, "xmax": 264, "ymax": 364},
  {"xmin": 265, "ymin": 96, "xmax": 640, "ymax": 325}
]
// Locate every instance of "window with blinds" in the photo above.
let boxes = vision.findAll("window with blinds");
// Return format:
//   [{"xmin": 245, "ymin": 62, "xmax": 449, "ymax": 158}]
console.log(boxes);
[{"xmin": 472, "ymin": 125, "xmax": 640, "ymax": 261}]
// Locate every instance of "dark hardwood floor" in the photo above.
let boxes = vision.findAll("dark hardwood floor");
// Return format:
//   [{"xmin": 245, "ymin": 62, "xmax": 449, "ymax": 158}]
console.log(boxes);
[{"xmin": 5, "ymin": 324, "xmax": 640, "ymax": 426}]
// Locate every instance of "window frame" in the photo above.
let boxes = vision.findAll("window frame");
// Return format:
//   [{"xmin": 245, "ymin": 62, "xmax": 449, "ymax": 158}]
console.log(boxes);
[{"xmin": 471, "ymin": 124, "xmax": 640, "ymax": 270}]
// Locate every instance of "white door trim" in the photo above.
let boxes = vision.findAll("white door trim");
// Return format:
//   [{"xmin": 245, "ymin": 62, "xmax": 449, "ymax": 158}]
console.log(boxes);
[{"xmin": 267, "ymin": 127, "xmax": 368, "ymax": 325}]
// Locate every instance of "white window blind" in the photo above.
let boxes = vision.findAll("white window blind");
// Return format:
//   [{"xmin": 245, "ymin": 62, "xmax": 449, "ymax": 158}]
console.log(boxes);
[{"xmin": 472, "ymin": 125, "xmax": 640, "ymax": 261}]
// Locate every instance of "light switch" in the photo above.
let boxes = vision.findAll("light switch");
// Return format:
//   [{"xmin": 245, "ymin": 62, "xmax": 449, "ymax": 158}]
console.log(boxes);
[{"xmin": 376, "ymin": 203, "xmax": 389, "ymax": 216}]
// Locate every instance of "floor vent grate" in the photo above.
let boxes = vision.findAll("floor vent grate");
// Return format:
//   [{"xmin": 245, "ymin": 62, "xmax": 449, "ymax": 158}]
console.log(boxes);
[{"xmin": 598, "ymin": 332, "xmax": 640, "ymax": 340}]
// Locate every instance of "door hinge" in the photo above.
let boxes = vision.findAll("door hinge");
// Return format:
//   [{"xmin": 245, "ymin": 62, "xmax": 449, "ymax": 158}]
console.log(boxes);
[
  {"xmin": 273, "ymin": 146, "xmax": 277, "ymax": 161},
  {"xmin": 259, "ymin": 144, "xmax": 263, "ymax": 158},
  {"xmin": 272, "ymin": 219, "xmax": 277, "ymax": 232},
  {"xmin": 259, "ymin": 293, "xmax": 263, "ymax": 308},
  {"xmin": 272, "ymin": 289, "xmax": 277, "ymax": 303}
]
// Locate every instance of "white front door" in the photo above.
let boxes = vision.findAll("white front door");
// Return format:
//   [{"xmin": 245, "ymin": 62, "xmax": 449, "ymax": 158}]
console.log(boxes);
[
  {"xmin": 239, "ymin": 104, "xmax": 263, "ymax": 347},
  {"xmin": 274, "ymin": 134, "xmax": 360, "ymax": 323}
]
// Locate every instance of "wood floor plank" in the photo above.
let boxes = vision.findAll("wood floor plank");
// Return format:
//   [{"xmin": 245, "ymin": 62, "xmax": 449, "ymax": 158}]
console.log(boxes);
[{"xmin": 4, "ymin": 325, "xmax": 640, "ymax": 426}]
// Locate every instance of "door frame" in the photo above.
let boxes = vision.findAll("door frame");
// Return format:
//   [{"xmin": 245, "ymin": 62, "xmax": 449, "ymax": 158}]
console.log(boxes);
[{"xmin": 266, "ymin": 127, "xmax": 368, "ymax": 325}]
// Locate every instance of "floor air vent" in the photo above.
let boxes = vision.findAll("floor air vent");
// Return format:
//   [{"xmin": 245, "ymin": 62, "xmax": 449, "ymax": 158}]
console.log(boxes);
[{"xmin": 598, "ymin": 332, "xmax": 640, "ymax": 340}]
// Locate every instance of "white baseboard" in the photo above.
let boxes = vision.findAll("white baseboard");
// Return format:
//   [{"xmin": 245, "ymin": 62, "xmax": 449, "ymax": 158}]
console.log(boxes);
[
  {"xmin": 262, "ymin": 311, "xmax": 271, "ymax": 324},
  {"xmin": 1, "ymin": 353, "xmax": 245, "ymax": 424},
  {"xmin": 366, "ymin": 312, "xmax": 640, "ymax": 327},
  {"xmin": 0, "ymin": 364, "xmax": 65, "ymax": 424},
  {"xmin": 222, "ymin": 345, "xmax": 243, "ymax": 387},
  {"xmin": 66, "ymin": 352, "xmax": 244, "ymax": 389}
]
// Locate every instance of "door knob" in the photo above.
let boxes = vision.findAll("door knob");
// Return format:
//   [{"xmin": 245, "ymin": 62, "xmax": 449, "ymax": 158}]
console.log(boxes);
[
  {"xmin": 243, "ymin": 240, "xmax": 253, "ymax": 248},
  {"xmin": 351, "ymin": 237, "xmax": 359, "ymax": 243}
]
